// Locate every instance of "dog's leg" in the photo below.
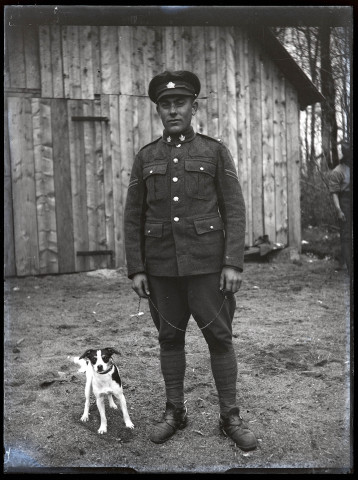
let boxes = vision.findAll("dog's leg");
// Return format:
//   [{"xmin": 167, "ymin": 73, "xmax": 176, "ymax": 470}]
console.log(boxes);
[
  {"xmin": 115, "ymin": 392, "xmax": 134, "ymax": 429},
  {"xmin": 80, "ymin": 377, "xmax": 91, "ymax": 422},
  {"xmin": 108, "ymin": 394, "xmax": 118, "ymax": 410},
  {"xmin": 96, "ymin": 395, "xmax": 108, "ymax": 434}
]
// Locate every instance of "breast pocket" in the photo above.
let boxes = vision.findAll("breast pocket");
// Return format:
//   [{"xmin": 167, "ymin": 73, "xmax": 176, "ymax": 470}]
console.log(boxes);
[
  {"xmin": 185, "ymin": 159, "xmax": 216, "ymax": 199},
  {"xmin": 143, "ymin": 163, "xmax": 168, "ymax": 201}
]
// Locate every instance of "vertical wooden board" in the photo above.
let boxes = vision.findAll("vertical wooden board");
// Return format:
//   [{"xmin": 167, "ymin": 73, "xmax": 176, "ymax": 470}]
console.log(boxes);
[
  {"xmin": 261, "ymin": 54, "xmax": 276, "ymax": 243},
  {"xmin": 205, "ymin": 27, "xmax": 219, "ymax": 138},
  {"xmin": 91, "ymin": 26, "xmax": 101, "ymax": 95},
  {"xmin": 133, "ymin": 26, "xmax": 151, "ymax": 149},
  {"xmin": 217, "ymin": 27, "xmax": 229, "ymax": 142},
  {"xmin": 52, "ymin": 99, "xmax": 76, "ymax": 273},
  {"xmin": 151, "ymin": 27, "xmax": 165, "ymax": 138},
  {"xmin": 94, "ymin": 99, "xmax": 108, "ymax": 268},
  {"xmin": 50, "ymin": 25, "xmax": 64, "ymax": 98},
  {"xmin": 191, "ymin": 26, "xmax": 207, "ymax": 135},
  {"xmin": 68, "ymin": 26, "xmax": 82, "ymax": 99},
  {"xmin": 4, "ymin": 98, "xmax": 16, "ymax": 276},
  {"xmin": 79, "ymin": 26, "xmax": 95, "ymax": 99},
  {"xmin": 234, "ymin": 27, "xmax": 251, "ymax": 246},
  {"xmin": 67, "ymin": 100, "xmax": 89, "ymax": 271},
  {"xmin": 23, "ymin": 25, "xmax": 41, "ymax": 90},
  {"xmin": 7, "ymin": 25, "xmax": 26, "ymax": 88},
  {"xmin": 109, "ymin": 95, "xmax": 125, "ymax": 267},
  {"xmin": 181, "ymin": 26, "xmax": 192, "ymax": 71},
  {"xmin": 164, "ymin": 26, "xmax": 175, "ymax": 69},
  {"xmin": 143, "ymin": 27, "xmax": 159, "ymax": 142},
  {"xmin": 118, "ymin": 26, "xmax": 132, "ymax": 95},
  {"xmin": 172, "ymin": 26, "xmax": 183, "ymax": 70},
  {"xmin": 273, "ymin": 70, "xmax": 288, "ymax": 245},
  {"xmin": 225, "ymin": 27, "xmax": 239, "ymax": 169},
  {"xmin": 249, "ymin": 38, "xmax": 263, "ymax": 243},
  {"xmin": 100, "ymin": 96, "xmax": 115, "ymax": 266},
  {"xmin": 39, "ymin": 25, "xmax": 53, "ymax": 98},
  {"xmin": 242, "ymin": 30, "xmax": 253, "ymax": 246},
  {"xmin": 286, "ymin": 82, "xmax": 301, "ymax": 251},
  {"xmin": 61, "ymin": 26, "xmax": 70, "ymax": 98},
  {"xmin": 131, "ymin": 27, "xmax": 142, "ymax": 153},
  {"xmin": 82, "ymin": 101, "xmax": 96, "ymax": 270},
  {"xmin": 100, "ymin": 26, "xmax": 120, "ymax": 95},
  {"xmin": 8, "ymin": 97, "xmax": 39, "ymax": 276},
  {"xmin": 32, "ymin": 98, "xmax": 59, "ymax": 274}
]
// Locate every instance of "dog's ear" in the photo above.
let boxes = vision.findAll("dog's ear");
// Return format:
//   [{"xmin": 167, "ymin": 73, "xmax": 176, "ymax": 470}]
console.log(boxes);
[
  {"xmin": 79, "ymin": 349, "xmax": 93, "ymax": 360},
  {"xmin": 105, "ymin": 348, "xmax": 121, "ymax": 356}
]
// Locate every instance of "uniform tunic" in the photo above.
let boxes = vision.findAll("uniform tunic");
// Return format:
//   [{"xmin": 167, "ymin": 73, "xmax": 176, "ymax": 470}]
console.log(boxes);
[{"xmin": 124, "ymin": 126, "xmax": 246, "ymax": 278}]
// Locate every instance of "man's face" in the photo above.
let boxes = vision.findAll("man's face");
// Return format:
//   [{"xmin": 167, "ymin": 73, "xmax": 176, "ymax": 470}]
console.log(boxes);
[{"xmin": 156, "ymin": 95, "xmax": 198, "ymax": 135}]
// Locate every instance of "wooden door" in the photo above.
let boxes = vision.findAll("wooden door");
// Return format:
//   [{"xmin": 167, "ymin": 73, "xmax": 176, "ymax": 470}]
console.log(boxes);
[{"xmin": 6, "ymin": 96, "xmax": 116, "ymax": 276}]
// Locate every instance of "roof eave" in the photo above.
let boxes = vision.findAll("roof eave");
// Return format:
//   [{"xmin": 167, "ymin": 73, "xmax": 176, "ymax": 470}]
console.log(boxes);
[{"xmin": 252, "ymin": 27, "xmax": 324, "ymax": 109}]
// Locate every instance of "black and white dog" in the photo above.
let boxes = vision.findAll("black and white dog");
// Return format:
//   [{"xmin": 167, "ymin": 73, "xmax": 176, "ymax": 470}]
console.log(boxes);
[{"xmin": 75, "ymin": 348, "xmax": 134, "ymax": 434}]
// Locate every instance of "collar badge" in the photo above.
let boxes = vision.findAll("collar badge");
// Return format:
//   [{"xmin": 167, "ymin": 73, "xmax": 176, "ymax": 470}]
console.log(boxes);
[
  {"xmin": 166, "ymin": 82, "xmax": 175, "ymax": 89},
  {"xmin": 179, "ymin": 134, "xmax": 185, "ymax": 141},
  {"xmin": 166, "ymin": 136, "xmax": 172, "ymax": 142}
]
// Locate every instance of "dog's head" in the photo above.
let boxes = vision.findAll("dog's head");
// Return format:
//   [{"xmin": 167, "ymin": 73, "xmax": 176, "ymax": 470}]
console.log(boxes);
[{"xmin": 79, "ymin": 348, "xmax": 120, "ymax": 373}]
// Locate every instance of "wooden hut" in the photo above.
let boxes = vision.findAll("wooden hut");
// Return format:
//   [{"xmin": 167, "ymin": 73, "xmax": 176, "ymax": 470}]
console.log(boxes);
[{"xmin": 4, "ymin": 7, "xmax": 323, "ymax": 277}]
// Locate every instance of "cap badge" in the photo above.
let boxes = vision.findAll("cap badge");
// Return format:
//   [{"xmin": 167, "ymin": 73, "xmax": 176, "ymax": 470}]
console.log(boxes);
[
  {"xmin": 179, "ymin": 134, "xmax": 185, "ymax": 141},
  {"xmin": 166, "ymin": 82, "xmax": 176, "ymax": 89}
]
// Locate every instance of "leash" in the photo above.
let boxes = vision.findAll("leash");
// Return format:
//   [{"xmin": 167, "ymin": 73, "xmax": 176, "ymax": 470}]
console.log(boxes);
[{"xmin": 131, "ymin": 295, "xmax": 227, "ymax": 332}]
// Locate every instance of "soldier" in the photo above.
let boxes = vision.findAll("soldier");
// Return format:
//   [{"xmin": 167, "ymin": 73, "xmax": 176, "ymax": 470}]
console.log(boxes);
[
  {"xmin": 124, "ymin": 70, "xmax": 257, "ymax": 451},
  {"xmin": 328, "ymin": 141, "xmax": 351, "ymax": 272}
]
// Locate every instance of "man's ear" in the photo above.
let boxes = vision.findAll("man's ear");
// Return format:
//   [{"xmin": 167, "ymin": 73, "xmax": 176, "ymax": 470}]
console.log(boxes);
[{"xmin": 192, "ymin": 101, "xmax": 198, "ymax": 116}]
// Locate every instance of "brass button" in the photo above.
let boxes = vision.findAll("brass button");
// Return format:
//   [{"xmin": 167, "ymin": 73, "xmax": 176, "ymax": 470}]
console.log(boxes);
[
  {"xmin": 173, "ymin": 158, "xmax": 179, "ymax": 163},
  {"xmin": 210, "ymin": 225, "xmax": 214, "ymax": 229},
  {"xmin": 200, "ymin": 167, "xmax": 204, "ymax": 171},
  {"xmin": 173, "ymin": 196, "xmax": 179, "ymax": 202},
  {"xmin": 174, "ymin": 217, "xmax": 179, "ymax": 222},
  {"xmin": 173, "ymin": 177, "xmax": 178, "ymax": 182}
]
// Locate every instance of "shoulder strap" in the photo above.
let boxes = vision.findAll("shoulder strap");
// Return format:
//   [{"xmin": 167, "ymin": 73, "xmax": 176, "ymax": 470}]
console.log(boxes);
[{"xmin": 139, "ymin": 137, "xmax": 161, "ymax": 152}]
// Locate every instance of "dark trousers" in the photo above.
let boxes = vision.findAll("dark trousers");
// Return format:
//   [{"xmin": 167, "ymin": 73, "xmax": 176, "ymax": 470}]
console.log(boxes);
[
  {"xmin": 147, "ymin": 272, "xmax": 236, "ymax": 353},
  {"xmin": 147, "ymin": 272, "xmax": 238, "ymax": 413}
]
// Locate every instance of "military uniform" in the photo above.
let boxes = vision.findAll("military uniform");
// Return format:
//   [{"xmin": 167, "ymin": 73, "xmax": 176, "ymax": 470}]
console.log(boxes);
[
  {"xmin": 123, "ymin": 70, "xmax": 257, "ymax": 450},
  {"xmin": 124, "ymin": 127, "xmax": 246, "ymax": 278}
]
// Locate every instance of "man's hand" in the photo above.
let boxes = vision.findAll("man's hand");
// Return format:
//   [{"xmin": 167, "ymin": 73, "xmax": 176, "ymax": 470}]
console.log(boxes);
[
  {"xmin": 337, "ymin": 209, "xmax": 346, "ymax": 222},
  {"xmin": 220, "ymin": 267, "xmax": 243, "ymax": 294},
  {"xmin": 131, "ymin": 273, "xmax": 150, "ymax": 298}
]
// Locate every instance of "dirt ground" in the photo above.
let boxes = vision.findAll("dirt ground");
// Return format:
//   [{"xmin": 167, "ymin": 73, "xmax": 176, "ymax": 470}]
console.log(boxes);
[{"xmin": 3, "ymin": 237, "xmax": 353, "ymax": 474}]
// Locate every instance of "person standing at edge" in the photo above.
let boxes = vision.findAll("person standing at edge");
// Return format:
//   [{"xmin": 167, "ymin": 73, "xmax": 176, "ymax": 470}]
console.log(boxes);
[
  {"xmin": 328, "ymin": 141, "xmax": 351, "ymax": 273},
  {"xmin": 124, "ymin": 70, "xmax": 257, "ymax": 451}
]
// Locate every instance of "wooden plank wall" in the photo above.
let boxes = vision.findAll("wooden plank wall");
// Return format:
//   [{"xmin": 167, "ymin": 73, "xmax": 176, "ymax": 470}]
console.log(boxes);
[{"xmin": 5, "ymin": 24, "xmax": 302, "ymax": 276}]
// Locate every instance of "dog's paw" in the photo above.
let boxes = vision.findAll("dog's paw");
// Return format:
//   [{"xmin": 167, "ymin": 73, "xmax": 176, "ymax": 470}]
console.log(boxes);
[
  {"xmin": 125, "ymin": 421, "xmax": 135, "ymax": 429},
  {"xmin": 98, "ymin": 426, "xmax": 107, "ymax": 434},
  {"xmin": 80, "ymin": 414, "xmax": 89, "ymax": 422}
]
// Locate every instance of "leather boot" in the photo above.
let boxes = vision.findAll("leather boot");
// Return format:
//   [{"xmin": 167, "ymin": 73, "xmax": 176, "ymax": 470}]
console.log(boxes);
[
  {"xmin": 219, "ymin": 407, "xmax": 257, "ymax": 451},
  {"xmin": 150, "ymin": 402, "xmax": 188, "ymax": 444}
]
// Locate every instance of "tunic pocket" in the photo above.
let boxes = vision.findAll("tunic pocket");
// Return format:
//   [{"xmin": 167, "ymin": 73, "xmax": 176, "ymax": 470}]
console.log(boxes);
[
  {"xmin": 184, "ymin": 159, "xmax": 216, "ymax": 199},
  {"xmin": 144, "ymin": 222, "xmax": 163, "ymax": 238},
  {"xmin": 194, "ymin": 216, "xmax": 224, "ymax": 235},
  {"xmin": 143, "ymin": 162, "xmax": 168, "ymax": 201}
]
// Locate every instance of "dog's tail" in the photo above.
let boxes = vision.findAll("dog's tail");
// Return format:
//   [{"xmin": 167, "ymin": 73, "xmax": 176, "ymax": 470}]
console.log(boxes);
[{"xmin": 68, "ymin": 355, "xmax": 88, "ymax": 373}]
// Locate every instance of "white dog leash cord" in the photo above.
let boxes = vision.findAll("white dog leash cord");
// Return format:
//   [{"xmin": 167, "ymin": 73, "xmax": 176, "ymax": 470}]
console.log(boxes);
[{"xmin": 146, "ymin": 296, "xmax": 227, "ymax": 332}]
